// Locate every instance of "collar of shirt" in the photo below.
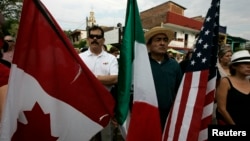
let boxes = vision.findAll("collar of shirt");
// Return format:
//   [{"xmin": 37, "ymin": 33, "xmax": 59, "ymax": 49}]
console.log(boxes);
[{"xmin": 86, "ymin": 48, "xmax": 107, "ymax": 57}]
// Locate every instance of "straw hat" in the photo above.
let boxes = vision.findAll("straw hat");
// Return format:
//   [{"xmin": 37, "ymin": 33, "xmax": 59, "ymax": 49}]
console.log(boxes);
[
  {"xmin": 231, "ymin": 50, "xmax": 250, "ymax": 64},
  {"xmin": 144, "ymin": 27, "xmax": 174, "ymax": 44}
]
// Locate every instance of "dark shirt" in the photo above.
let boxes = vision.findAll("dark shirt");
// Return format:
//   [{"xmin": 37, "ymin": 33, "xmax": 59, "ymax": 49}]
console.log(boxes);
[
  {"xmin": 0, "ymin": 59, "xmax": 11, "ymax": 68},
  {"xmin": 179, "ymin": 59, "xmax": 189, "ymax": 74},
  {"xmin": 149, "ymin": 54, "xmax": 182, "ymax": 130},
  {"xmin": 217, "ymin": 77, "xmax": 250, "ymax": 125}
]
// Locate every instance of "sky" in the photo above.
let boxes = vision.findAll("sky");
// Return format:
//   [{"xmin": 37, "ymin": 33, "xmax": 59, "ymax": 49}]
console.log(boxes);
[{"xmin": 40, "ymin": 0, "xmax": 250, "ymax": 40}]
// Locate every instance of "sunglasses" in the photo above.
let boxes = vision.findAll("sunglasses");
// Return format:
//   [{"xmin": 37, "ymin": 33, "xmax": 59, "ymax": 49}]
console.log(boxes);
[
  {"xmin": 89, "ymin": 34, "xmax": 103, "ymax": 39},
  {"xmin": 5, "ymin": 40, "xmax": 14, "ymax": 43}
]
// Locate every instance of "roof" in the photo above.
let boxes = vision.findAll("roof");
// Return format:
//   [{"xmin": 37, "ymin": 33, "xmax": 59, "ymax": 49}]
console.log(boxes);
[
  {"xmin": 227, "ymin": 35, "xmax": 249, "ymax": 42},
  {"xmin": 165, "ymin": 12, "xmax": 203, "ymax": 31},
  {"xmin": 167, "ymin": 0, "xmax": 186, "ymax": 10},
  {"xmin": 140, "ymin": 0, "xmax": 186, "ymax": 14}
]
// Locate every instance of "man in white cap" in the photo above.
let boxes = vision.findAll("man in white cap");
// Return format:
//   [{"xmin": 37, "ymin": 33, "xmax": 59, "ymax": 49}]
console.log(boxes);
[{"xmin": 145, "ymin": 27, "xmax": 182, "ymax": 132}]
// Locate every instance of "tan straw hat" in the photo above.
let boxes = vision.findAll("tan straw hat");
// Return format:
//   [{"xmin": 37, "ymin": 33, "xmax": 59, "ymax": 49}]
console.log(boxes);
[{"xmin": 144, "ymin": 26, "xmax": 174, "ymax": 44}]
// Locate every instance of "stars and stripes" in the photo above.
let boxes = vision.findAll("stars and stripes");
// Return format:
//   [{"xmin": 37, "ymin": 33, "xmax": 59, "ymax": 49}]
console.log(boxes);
[{"xmin": 163, "ymin": 0, "xmax": 220, "ymax": 140}]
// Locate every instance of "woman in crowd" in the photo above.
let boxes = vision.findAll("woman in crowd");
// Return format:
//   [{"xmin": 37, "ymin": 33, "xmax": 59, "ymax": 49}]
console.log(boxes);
[
  {"xmin": 217, "ymin": 47, "xmax": 232, "ymax": 77},
  {"xmin": 212, "ymin": 47, "xmax": 232, "ymax": 124},
  {"xmin": 216, "ymin": 50, "xmax": 250, "ymax": 125}
]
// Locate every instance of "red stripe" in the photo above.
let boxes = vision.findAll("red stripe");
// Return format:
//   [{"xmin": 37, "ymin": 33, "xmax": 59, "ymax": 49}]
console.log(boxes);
[
  {"xmin": 201, "ymin": 115, "xmax": 213, "ymax": 130},
  {"xmin": 204, "ymin": 89, "xmax": 215, "ymax": 106},
  {"xmin": 127, "ymin": 102, "xmax": 162, "ymax": 141}
]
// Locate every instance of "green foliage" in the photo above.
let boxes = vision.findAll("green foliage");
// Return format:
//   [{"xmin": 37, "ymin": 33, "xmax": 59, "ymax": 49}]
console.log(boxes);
[
  {"xmin": 0, "ymin": 0, "xmax": 22, "ymax": 20},
  {"xmin": 2, "ymin": 19, "xmax": 19, "ymax": 36},
  {"xmin": 0, "ymin": 0, "xmax": 22, "ymax": 36},
  {"xmin": 73, "ymin": 39, "xmax": 87, "ymax": 48}
]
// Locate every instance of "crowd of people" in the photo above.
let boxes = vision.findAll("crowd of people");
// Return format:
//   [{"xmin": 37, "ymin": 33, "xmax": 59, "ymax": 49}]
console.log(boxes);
[{"xmin": 1, "ymin": 11, "xmax": 250, "ymax": 141}]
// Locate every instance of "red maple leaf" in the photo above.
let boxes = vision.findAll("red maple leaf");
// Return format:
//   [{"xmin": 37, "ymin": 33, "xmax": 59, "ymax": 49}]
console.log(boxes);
[{"xmin": 12, "ymin": 102, "xmax": 59, "ymax": 141}]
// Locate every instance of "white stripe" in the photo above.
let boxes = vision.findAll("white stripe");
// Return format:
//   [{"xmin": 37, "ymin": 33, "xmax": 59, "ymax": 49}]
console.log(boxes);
[
  {"xmin": 119, "ymin": 112, "xmax": 130, "ymax": 140},
  {"xmin": 198, "ymin": 128, "xmax": 207, "ymax": 141},
  {"xmin": 179, "ymin": 71, "xmax": 201, "ymax": 140},
  {"xmin": 0, "ymin": 65, "xmax": 102, "ymax": 141},
  {"xmin": 206, "ymin": 77, "xmax": 216, "ymax": 95},
  {"xmin": 133, "ymin": 41, "xmax": 158, "ymax": 107},
  {"xmin": 202, "ymin": 101, "xmax": 214, "ymax": 119}
]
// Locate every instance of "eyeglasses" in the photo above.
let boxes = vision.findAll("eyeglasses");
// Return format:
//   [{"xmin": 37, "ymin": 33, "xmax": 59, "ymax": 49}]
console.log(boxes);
[
  {"xmin": 89, "ymin": 34, "xmax": 103, "ymax": 39},
  {"xmin": 5, "ymin": 40, "xmax": 14, "ymax": 43}
]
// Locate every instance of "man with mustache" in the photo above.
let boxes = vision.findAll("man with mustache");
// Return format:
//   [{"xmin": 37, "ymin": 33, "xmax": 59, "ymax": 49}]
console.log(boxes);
[{"xmin": 79, "ymin": 25, "xmax": 118, "ymax": 141}]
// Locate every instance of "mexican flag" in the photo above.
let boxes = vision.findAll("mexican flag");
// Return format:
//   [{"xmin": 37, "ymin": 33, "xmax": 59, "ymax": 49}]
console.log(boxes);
[
  {"xmin": 0, "ymin": 0, "xmax": 115, "ymax": 140},
  {"xmin": 115, "ymin": 0, "xmax": 162, "ymax": 140}
]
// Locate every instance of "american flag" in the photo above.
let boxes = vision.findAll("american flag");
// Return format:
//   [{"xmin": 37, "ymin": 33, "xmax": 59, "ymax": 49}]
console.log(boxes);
[{"xmin": 162, "ymin": 0, "xmax": 220, "ymax": 141}]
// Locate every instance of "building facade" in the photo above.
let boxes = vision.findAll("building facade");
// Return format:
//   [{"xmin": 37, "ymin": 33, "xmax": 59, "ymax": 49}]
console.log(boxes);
[{"xmin": 140, "ymin": 1, "xmax": 228, "ymax": 51}]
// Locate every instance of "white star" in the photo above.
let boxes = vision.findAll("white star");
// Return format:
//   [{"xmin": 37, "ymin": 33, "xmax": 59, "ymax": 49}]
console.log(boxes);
[
  {"xmin": 191, "ymin": 60, "xmax": 195, "ymax": 65},
  {"xmin": 217, "ymin": 2, "xmax": 220, "ymax": 7},
  {"xmin": 202, "ymin": 58, "xmax": 207, "ymax": 63},
  {"xmin": 197, "ymin": 52, "xmax": 202, "ymax": 57},
  {"xmin": 215, "ymin": 12, "xmax": 219, "ymax": 17},
  {"xmin": 205, "ymin": 30, "xmax": 210, "ymax": 35},
  {"xmin": 206, "ymin": 16, "xmax": 211, "ymax": 22},
  {"xmin": 203, "ymin": 43, "xmax": 209, "ymax": 49},
  {"xmin": 198, "ymin": 39, "xmax": 203, "ymax": 44}
]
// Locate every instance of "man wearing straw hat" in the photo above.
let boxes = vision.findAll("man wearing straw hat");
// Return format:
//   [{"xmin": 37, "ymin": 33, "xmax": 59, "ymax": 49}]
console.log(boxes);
[{"xmin": 145, "ymin": 27, "xmax": 183, "ymax": 132}]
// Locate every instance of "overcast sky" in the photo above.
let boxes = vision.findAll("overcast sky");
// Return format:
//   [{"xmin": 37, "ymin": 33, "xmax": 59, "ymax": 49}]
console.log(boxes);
[{"xmin": 40, "ymin": 0, "xmax": 250, "ymax": 40}]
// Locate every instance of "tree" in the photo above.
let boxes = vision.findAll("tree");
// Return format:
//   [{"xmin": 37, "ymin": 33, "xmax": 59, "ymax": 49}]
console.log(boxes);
[
  {"xmin": 73, "ymin": 39, "xmax": 87, "ymax": 49},
  {"xmin": 0, "ymin": 0, "xmax": 22, "ymax": 36},
  {"xmin": 0, "ymin": 0, "xmax": 22, "ymax": 21}
]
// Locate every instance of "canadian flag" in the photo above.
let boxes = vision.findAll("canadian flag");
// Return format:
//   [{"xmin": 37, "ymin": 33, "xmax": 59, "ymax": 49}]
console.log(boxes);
[{"xmin": 0, "ymin": 0, "xmax": 115, "ymax": 140}]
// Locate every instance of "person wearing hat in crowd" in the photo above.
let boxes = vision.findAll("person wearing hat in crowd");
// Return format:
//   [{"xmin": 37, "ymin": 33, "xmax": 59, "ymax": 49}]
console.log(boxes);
[
  {"xmin": 145, "ymin": 26, "xmax": 182, "ymax": 131},
  {"xmin": 0, "ymin": 11, "xmax": 10, "ymax": 123},
  {"xmin": 0, "ymin": 11, "xmax": 11, "ymax": 68},
  {"xmin": 216, "ymin": 50, "xmax": 250, "ymax": 125}
]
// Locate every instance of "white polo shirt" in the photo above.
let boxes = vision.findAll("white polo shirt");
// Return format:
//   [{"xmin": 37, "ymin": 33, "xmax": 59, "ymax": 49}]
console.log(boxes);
[{"xmin": 79, "ymin": 49, "xmax": 118, "ymax": 91}]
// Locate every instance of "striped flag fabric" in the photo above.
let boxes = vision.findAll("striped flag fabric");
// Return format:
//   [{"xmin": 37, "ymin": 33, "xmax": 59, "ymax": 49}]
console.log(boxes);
[
  {"xmin": 0, "ymin": 0, "xmax": 115, "ymax": 140},
  {"xmin": 163, "ymin": 0, "xmax": 220, "ymax": 140},
  {"xmin": 115, "ymin": 0, "xmax": 162, "ymax": 140}
]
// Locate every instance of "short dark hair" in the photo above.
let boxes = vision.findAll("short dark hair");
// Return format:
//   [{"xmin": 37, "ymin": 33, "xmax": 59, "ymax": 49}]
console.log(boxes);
[
  {"xmin": 229, "ymin": 64, "xmax": 236, "ymax": 76},
  {"xmin": 109, "ymin": 46, "xmax": 119, "ymax": 53},
  {"xmin": 229, "ymin": 63, "xmax": 246, "ymax": 76},
  {"xmin": 147, "ymin": 37, "xmax": 153, "ymax": 45},
  {"xmin": 88, "ymin": 25, "xmax": 104, "ymax": 37}
]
